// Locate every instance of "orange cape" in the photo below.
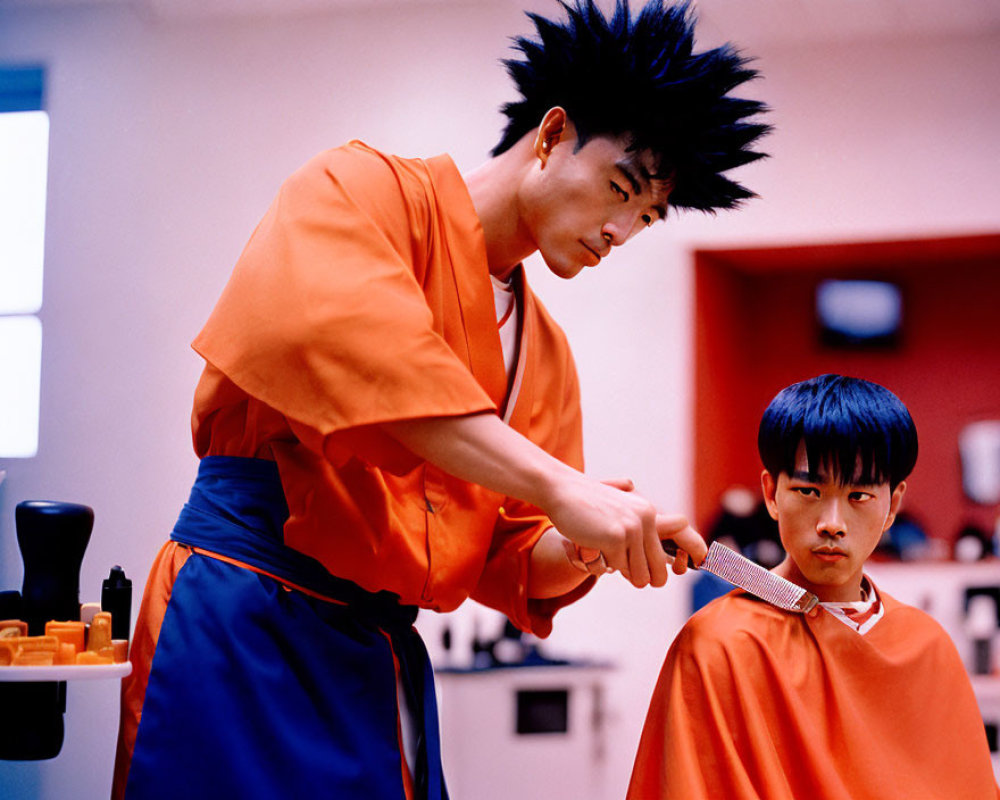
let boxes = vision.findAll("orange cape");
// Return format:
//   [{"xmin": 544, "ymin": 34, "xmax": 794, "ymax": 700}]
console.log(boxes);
[
  {"xmin": 629, "ymin": 588, "xmax": 999, "ymax": 799},
  {"xmin": 189, "ymin": 141, "xmax": 589, "ymax": 633}
]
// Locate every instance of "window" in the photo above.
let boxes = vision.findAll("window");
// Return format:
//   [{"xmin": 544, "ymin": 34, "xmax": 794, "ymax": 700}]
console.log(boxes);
[{"xmin": 0, "ymin": 66, "xmax": 47, "ymax": 458}]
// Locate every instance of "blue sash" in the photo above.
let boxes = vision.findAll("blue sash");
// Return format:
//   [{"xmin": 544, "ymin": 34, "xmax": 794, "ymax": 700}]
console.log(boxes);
[{"xmin": 125, "ymin": 456, "xmax": 447, "ymax": 800}]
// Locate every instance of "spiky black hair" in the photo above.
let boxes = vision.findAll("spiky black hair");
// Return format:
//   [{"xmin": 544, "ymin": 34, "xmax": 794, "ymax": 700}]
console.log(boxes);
[
  {"xmin": 758, "ymin": 374, "xmax": 918, "ymax": 491},
  {"xmin": 492, "ymin": 0, "xmax": 771, "ymax": 212}
]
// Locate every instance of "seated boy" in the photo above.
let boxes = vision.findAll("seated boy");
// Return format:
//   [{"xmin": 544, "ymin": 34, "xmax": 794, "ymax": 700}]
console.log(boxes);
[{"xmin": 628, "ymin": 373, "xmax": 999, "ymax": 799}]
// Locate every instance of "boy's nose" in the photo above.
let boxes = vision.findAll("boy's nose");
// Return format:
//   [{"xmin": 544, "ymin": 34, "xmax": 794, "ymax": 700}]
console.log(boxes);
[{"xmin": 816, "ymin": 500, "xmax": 847, "ymax": 537}]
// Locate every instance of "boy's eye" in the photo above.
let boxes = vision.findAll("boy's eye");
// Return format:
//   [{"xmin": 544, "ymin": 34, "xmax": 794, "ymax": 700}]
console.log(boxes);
[
  {"xmin": 611, "ymin": 181, "xmax": 629, "ymax": 202},
  {"xmin": 792, "ymin": 486, "xmax": 819, "ymax": 498},
  {"xmin": 849, "ymin": 491, "xmax": 874, "ymax": 502},
  {"xmin": 641, "ymin": 214, "xmax": 653, "ymax": 227}
]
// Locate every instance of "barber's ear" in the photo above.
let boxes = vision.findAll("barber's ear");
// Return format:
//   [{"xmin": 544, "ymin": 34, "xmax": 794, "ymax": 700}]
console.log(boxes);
[
  {"xmin": 761, "ymin": 470, "xmax": 779, "ymax": 521},
  {"xmin": 533, "ymin": 106, "xmax": 571, "ymax": 165}
]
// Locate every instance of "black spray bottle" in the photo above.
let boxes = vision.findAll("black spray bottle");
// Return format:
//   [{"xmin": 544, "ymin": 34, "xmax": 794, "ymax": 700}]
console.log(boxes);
[{"xmin": 101, "ymin": 565, "xmax": 132, "ymax": 641}]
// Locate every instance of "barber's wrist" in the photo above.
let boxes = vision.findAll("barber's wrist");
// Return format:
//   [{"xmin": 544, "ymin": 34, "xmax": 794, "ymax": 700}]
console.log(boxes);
[{"xmin": 562, "ymin": 538, "xmax": 610, "ymax": 576}]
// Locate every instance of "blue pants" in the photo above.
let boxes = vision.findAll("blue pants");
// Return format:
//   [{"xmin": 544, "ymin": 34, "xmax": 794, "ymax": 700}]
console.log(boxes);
[{"xmin": 124, "ymin": 456, "xmax": 447, "ymax": 799}]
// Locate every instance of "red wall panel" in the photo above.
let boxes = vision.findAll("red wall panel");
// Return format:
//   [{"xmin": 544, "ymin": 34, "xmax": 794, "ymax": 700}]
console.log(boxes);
[{"xmin": 694, "ymin": 235, "xmax": 1000, "ymax": 547}]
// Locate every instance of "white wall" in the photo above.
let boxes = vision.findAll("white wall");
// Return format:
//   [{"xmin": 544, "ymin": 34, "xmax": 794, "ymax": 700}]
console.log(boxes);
[{"xmin": 0, "ymin": 2, "xmax": 997, "ymax": 797}]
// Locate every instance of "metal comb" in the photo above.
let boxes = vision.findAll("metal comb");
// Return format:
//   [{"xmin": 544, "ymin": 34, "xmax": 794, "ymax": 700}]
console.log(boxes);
[{"xmin": 663, "ymin": 539, "xmax": 819, "ymax": 613}]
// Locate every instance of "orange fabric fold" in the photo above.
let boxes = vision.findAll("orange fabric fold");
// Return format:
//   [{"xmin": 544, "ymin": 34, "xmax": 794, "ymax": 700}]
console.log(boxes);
[{"xmin": 112, "ymin": 542, "xmax": 191, "ymax": 800}]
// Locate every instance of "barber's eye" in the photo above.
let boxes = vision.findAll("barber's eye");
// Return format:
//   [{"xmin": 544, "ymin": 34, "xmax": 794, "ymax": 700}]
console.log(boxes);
[
  {"xmin": 611, "ymin": 181, "xmax": 629, "ymax": 202},
  {"xmin": 642, "ymin": 214, "xmax": 653, "ymax": 227}
]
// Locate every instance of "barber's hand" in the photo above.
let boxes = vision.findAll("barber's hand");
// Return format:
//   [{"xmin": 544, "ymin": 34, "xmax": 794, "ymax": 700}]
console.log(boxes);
[
  {"xmin": 603, "ymin": 478, "xmax": 707, "ymax": 580},
  {"xmin": 658, "ymin": 516, "xmax": 707, "ymax": 575},
  {"xmin": 544, "ymin": 474, "xmax": 704, "ymax": 589}
]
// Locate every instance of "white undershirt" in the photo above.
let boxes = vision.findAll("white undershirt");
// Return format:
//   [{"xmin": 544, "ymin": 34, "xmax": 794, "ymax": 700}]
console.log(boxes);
[
  {"xmin": 491, "ymin": 274, "xmax": 518, "ymax": 381},
  {"xmin": 819, "ymin": 576, "xmax": 884, "ymax": 635}
]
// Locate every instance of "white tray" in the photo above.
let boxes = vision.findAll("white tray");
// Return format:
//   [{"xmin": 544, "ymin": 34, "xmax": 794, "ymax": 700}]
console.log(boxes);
[{"xmin": 0, "ymin": 662, "xmax": 131, "ymax": 682}]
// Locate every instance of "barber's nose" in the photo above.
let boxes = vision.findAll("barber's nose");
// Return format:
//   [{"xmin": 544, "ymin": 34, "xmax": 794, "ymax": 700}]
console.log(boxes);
[
  {"xmin": 601, "ymin": 209, "xmax": 643, "ymax": 249},
  {"xmin": 817, "ymin": 499, "xmax": 847, "ymax": 538},
  {"xmin": 600, "ymin": 226, "xmax": 623, "ymax": 251}
]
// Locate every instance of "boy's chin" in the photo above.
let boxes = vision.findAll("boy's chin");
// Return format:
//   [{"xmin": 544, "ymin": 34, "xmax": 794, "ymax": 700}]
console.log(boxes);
[{"xmin": 801, "ymin": 567, "xmax": 865, "ymax": 602}]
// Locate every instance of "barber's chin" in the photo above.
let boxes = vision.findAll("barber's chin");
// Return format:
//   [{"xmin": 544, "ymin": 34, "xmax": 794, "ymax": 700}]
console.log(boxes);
[{"xmin": 542, "ymin": 255, "xmax": 585, "ymax": 280}]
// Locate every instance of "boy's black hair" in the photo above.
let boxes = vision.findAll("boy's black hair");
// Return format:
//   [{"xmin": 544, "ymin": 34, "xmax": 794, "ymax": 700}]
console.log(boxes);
[
  {"xmin": 493, "ymin": 0, "xmax": 770, "ymax": 212},
  {"xmin": 758, "ymin": 374, "xmax": 918, "ymax": 490}
]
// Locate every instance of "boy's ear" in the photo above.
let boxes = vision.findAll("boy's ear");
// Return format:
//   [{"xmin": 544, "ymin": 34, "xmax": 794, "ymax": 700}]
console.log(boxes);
[
  {"xmin": 883, "ymin": 481, "xmax": 907, "ymax": 532},
  {"xmin": 533, "ymin": 107, "xmax": 571, "ymax": 165},
  {"xmin": 760, "ymin": 470, "xmax": 779, "ymax": 521}
]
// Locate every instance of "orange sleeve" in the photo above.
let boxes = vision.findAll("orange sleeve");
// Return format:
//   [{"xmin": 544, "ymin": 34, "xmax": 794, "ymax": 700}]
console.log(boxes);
[{"xmin": 192, "ymin": 144, "xmax": 496, "ymax": 448}]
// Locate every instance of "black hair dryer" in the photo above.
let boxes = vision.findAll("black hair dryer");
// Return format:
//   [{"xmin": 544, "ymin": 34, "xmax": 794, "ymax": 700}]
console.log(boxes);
[
  {"xmin": 0, "ymin": 500, "xmax": 94, "ymax": 761},
  {"xmin": 17, "ymin": 500, "xmax": 94, "ymax": 635}
]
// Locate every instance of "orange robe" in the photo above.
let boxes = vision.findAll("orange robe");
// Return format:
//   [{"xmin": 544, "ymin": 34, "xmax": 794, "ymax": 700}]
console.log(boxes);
[
  {"xmin": 629, "ymin": 587, "xmax": 999, "ymax": 800},
  {"xmin": 188, "ymin": 140, "xmax": 589, "ymax": 634}
]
